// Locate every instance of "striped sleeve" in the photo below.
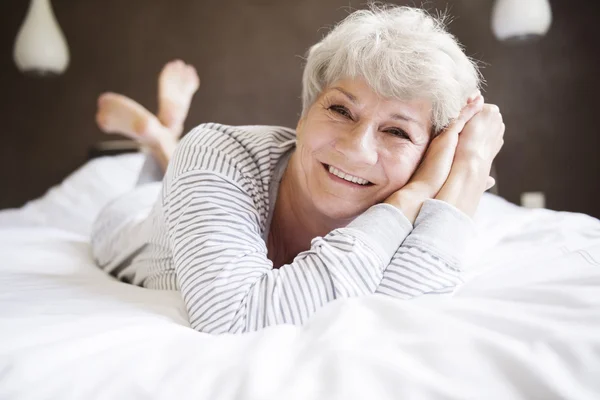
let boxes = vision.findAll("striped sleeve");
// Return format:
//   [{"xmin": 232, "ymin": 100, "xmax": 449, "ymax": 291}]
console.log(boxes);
[
  {"xmin": 375, "ymin": 199, "xmax": 475, "ymax": 298},
  {"xmin": 162, "ymin": 124, "xmax": 410, "ymax": 334}
]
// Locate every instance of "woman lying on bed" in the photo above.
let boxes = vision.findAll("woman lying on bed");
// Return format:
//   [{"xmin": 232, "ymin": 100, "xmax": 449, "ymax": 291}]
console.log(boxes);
[{"xmin": 92, "ymin": 5, "xmax": 504, "ymax": 334}]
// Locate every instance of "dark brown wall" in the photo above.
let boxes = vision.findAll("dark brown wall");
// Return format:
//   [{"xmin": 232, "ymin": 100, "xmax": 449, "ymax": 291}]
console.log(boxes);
[{"xmin": 1, "ymin": 0, "xmax": 599, "ymax": 217}]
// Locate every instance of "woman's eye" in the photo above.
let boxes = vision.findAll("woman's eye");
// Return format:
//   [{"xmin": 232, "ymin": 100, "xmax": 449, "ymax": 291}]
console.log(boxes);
[
  {"xmin": 328, "ymin": 105, "xmax": 352, "ymax": 119},
  {"xmin": 385, "ymin": 128, "xmax": 410, "ymax": 140}
]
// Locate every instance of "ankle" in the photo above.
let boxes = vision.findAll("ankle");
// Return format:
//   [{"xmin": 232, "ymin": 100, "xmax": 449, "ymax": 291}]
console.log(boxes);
[
  {"xmin": 166, "ymin": 122, "xmax": 184, "ymax": 138},
  {"xmin": 150, "ymin": 134, "xmax": 177, "ymax": 164}
]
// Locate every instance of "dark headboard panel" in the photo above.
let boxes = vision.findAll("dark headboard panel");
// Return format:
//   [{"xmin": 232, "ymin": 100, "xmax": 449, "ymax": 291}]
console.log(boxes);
[{"xmin": 1, "ymin": 0, "xmax": 599, "ymax": 217}]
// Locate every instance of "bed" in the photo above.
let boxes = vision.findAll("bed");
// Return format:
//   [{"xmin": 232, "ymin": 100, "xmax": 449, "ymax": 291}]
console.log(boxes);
[{"xmin": 1, "ymin": 154, "xmax": 599, "ymax": 399}]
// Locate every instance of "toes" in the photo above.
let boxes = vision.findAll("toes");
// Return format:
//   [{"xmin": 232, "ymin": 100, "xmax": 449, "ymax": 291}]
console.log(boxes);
[
  {"xmin": 97, "ymin": 93, "xmax": 113, "ymax": 108},
  {"xmin": 161, "ymin": 61, "xmax": 199, "ymax": 86},
  {"xmin": 163, "ymin": 59, "xmax": 186, "ymax": 74},
  {"xmin": 185, "ymin": 64, "xmax": 197, "ymax": 76},
  {"xmin": 186, "ymin": 66, "xmax": 200, "ymax": 88},
  {"xmin": 98, "ymin": 92, "xmax": 119, "ymax": 103}
]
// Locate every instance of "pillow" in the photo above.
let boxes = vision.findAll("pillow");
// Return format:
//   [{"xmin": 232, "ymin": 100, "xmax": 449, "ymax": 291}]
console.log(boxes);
[{"xmin": 0, "ymin": 154, "xmax": 145, "ymax": 236}]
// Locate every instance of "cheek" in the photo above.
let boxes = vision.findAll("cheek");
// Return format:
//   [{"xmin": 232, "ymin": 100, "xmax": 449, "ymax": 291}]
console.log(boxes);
[
  {"xmin": 295, "ymin": 125, "xmax": 330, "ymax": 182},
  {"xmin": 297, "ymin": 121, "xmax": 336, "ymax": 156}
]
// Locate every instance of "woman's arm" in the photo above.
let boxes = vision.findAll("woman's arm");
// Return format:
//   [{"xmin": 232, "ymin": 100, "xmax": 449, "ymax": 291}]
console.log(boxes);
[
  {"xmin": 375, "ymin": 198, "xmax": 473, "ymax": 297},
  {"xmin": 163, "ymin": 125, "xmax": 412, "ymax": 334},
  {"xmin": 375, "ymin": 99, "xmax": 504, "ymax": 298}
]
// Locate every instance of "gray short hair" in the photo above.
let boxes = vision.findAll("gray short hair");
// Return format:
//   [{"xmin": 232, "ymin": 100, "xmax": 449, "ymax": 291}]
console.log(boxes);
[{"xmin": 301, "ymin": 4, "xmax": 482, "ymax": 134}]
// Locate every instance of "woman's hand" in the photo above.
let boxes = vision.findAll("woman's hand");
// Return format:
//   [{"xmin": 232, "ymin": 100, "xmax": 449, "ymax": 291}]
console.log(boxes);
[
  {"xmin": 452, "ymin": 103, "xmax": 504, "ymax": 170},
  {"xmin": 384, "ymin": 94, "xmax": 485, "ymax": 223},
  {"xmin": 407, "ymin": 95, "xmax": 486, "ymax": 198},
  {"xmin": 435, "ymin": 103, "xmax": 505, "ymax": 217}
]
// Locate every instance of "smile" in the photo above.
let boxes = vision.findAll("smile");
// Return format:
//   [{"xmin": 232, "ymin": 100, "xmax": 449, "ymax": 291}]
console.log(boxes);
[{"xmin": 323, "ymin": 164, "xmax": 372, "ymax": 186}]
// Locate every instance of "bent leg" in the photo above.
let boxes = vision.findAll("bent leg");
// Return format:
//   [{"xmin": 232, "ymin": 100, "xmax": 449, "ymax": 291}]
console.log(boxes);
[{"xmin": 96, "ymin": 93, "xmax": 177, "ymax": 171}]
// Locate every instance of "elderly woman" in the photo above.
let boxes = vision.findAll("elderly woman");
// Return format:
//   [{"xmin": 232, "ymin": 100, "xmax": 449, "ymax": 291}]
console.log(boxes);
[{"xmin": 92, "ymin": 5, "xmax": 504, "ymax": 334}]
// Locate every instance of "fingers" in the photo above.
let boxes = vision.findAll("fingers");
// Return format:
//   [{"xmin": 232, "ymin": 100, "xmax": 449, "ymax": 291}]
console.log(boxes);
[
  {"xmin": 496, "ymin": 127, "xmax": 506, "ymax": 156},
  {"xmin": 423, "ymin": 94, "xmax": 486, "ymax": 187},
  {"xmin": 443, "ymin": 95, "xmax": 484, "ymax": 138},
  {"xmin": 467, "ymin": 90, "xmax": 482, "ymax": 104},
  {"xmin": 459, "ymin": 95, "xmax": 484, "ymax": 123},
  {"xmin": 483, "ymin": 104, "xmax": 500, "ymax": 114},
  {"xmin": 484, "ymin": 104, "xmax": 505, "ymax": 157},
  {"xmin": 464, "ymin": 95, "xmax": 485, "ymax": 119}
]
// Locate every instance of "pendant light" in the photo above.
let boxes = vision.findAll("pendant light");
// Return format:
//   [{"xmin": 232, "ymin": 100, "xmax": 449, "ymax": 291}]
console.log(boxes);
[
  {"xmin": 13, "ymin": 0, "xmax": 70, "ymax": 76},
  {"xmin": 491, "ymin": 0, "xmax": 553, "ymax": 43}
]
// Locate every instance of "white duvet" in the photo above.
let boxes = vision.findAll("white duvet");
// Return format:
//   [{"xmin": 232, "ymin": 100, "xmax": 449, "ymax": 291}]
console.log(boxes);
[{"xmin": 1, "ymin": 154, "xmax": 599, "ymax": 400}]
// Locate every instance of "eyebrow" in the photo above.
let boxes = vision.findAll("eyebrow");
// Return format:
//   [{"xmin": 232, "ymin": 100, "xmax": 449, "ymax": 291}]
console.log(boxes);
[
  {"xmin": 330, "ymin": 86, "xmax": 426, "ymax": 130},
  {"xmin": 331, "ymin": 87, "xmax": 358, "ymax": 103}
]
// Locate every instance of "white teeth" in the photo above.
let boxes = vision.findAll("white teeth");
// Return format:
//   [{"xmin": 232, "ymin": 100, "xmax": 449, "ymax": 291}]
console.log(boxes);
[{"xmin": 327, "ymin": 165, "xmax": 370, "ymax": 185}]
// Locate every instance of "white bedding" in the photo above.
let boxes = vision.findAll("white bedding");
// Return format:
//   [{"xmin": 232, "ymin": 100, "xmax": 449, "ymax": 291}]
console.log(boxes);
[{"xmin": 1, "ymin": 154, "xmax": 599, "ymax": 400}]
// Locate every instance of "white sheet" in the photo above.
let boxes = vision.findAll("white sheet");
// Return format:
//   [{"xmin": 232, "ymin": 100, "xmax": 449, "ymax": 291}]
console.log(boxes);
[{"xmin": 1, "ymin": 154, "xmax": 600, "ymax": 400}]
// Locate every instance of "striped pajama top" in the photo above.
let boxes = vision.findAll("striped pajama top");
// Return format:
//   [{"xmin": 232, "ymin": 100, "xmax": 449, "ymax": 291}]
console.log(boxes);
[{"xmin": 101, "ymin": 123, "xmax": 474, "ymax": 334}]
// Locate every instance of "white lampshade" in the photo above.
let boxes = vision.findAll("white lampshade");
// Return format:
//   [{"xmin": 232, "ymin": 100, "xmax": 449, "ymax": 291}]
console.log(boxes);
[
  {"xmin": 13, "ymin": 0, "xmax": 70, "ymax": 76},
  {"xmin": 491, "ymin": 0, "xmax": 552, "ymax": 42}
]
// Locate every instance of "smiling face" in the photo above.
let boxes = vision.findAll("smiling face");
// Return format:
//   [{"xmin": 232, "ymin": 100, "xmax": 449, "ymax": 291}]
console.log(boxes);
[{"xmin": 292, "ymin": 77, "xmax": 433, "ymax": 221}]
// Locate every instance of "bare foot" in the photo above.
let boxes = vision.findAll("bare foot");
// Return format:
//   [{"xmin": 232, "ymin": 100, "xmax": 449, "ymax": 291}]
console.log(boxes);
[
  {"xmin": 157, "ymin": 60, "xmax": 200, "ymax": 137},
  {"xmin": 96, "ymin": 93, "xmax": 164, "ymax": 143},
  {"xmin": 96, "ymin": 93, "xmax": 176, "ymax": 170}
]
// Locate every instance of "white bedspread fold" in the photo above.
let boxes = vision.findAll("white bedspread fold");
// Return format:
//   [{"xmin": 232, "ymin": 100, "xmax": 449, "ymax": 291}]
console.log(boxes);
[{"xmin": 1, "ymin": 154, "xmax": 599, "ymax": 399}]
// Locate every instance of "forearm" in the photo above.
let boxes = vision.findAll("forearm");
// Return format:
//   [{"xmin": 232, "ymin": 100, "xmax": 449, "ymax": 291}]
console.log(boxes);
[
  {"xmin": 376, "ymin": 198, "xmax": 475, "ymax": 298},
  {"xmin": 435, "ymin": 159, "xmax": 490, "ymax": 217},
  {"xmin": 170, "ymin": 187, "xmax": 413, "ymax": 333}
]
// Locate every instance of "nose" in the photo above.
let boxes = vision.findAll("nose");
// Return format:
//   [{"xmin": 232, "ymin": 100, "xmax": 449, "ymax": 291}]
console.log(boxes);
[{"xmin": 334, "ymin": 122, "xmax": 378, "ymax": 166}]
